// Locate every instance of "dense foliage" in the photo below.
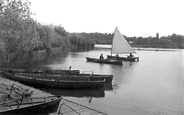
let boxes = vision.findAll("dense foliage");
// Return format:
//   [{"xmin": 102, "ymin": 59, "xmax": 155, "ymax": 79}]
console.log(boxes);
[
  {"xmin": 0, "ymin": 0, "xmax": 94, "ymax": 62},
  {"xmin": 77, "ymin": 33, "xmax": 113, "ymax": 44},
  {"xmin": 68, "ymin": 33, "xmax": 95, "ymax": 48},
  {"xmin": 0, "ymin": 0, "xmax": 40, "ymax": 61}
]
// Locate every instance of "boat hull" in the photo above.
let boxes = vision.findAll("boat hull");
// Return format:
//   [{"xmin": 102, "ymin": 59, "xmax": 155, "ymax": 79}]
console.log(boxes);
[
  {"xmin": 0, "ymin": 96, "xmax": 61, "ymax": 115},
  {"xmin": 0, "ymin": 68, "xmax": 113, "ymax": 85},
  {"xmin": 107, "ymin": 55, "xmax": 139, "ymax": 61},
  {"xmin": 0, "ymin": 71, "xmax": 105, "ymax": 90},
  {"xmin": 86, "ymin": 57, "xmax": 123, "ymax": 65}
]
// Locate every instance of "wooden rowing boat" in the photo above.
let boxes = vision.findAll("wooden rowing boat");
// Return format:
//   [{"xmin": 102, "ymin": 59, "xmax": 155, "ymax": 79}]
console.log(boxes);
[
  {"xmin": 0, "ymin": 95, "xmax": 61, "ymax": 115},
  {"xmin": 0, "ymin": 83, "xmax": 34, "ymax": 103},
  {"xmin": 0, "ymin": 83, "xmax": 61, "ymax": 114},
  {"xmin": 0, "ymin": 68, "xmax": 113, "ymax": 85},
  {"xmin": 0, "ymin": 71, "xmax": 105, "ymax": 90}
]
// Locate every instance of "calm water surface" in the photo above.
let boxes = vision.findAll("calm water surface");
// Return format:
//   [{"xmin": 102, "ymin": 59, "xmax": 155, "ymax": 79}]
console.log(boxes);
[{"xmin": 0, "ymin": 45, "xmax": 184, "ymax": 115}]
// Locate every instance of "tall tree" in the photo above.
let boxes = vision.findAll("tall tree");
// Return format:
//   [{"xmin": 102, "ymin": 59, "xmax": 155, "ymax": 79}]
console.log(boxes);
[
  {"xmin": 54, "ymin": 24, "xmax": 67, "ymax": 37},
  {"xmin": 0, "ymin": 0, "xmax": 40, "ymax": 62}
]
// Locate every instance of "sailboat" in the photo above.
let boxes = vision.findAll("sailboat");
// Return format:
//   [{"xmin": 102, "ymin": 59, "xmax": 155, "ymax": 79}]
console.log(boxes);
[{"xmin": 107, "ymin": 27, "xmax": 139, "ymax": 61}]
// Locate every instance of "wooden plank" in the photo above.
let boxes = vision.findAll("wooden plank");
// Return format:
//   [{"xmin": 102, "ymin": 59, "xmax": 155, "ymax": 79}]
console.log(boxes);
[{"xmin": 56, "ymin": 99, "xmax": 107, "ymax": 115}]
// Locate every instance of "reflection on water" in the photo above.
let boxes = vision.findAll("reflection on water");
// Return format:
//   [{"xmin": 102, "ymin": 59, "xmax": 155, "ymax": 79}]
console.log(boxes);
[
  {"xmin": 0, "ymin": 51, "xmax": 71, "ymax": 69},
  {"xmin": 0, "ymin": 45, "xmax": 184, "ymax": 115}
]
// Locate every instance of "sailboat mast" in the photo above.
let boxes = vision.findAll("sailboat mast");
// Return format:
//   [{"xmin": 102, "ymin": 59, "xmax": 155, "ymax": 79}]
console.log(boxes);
[
  {"xmin": 111, "ymin": 33, "xmax": 113, "ymax": 55},
  {"xmin": 111, "ymin": 27, "xmax": 117, "ymax": 55}
]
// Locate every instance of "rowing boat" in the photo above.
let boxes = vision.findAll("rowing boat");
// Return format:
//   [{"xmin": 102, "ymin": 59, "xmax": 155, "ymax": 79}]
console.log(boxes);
[
  {"xmin": 0, "ymin": 68, "xmax": 113, "ymax": 85},
  {"xmin": 0, "ymin": 83, "xmax": 34, "ymax": 103},
  {"xmin": 0, "ymin": 71, "xmax": 105, "ymax": 90},
  {"xmin": 0, "ymin": 95, "xmax": 61, "ymax": 115},
  {"xmin": 0, "ymin": 83, "xmax": 61, "ymax": 115}
]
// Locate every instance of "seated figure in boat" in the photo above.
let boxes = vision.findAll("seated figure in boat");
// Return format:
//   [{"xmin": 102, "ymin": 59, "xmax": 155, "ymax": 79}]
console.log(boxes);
[
  {"xmin": 116, "ymin": 54, "xmax": 119, "ymax": 57},
  {"xmin": 99, "ymin": 54, "xmax": 104, "ymax": 60},
  {"xmin": 128, "ymin": 53, "xmax": 134, "ymax": 58}
]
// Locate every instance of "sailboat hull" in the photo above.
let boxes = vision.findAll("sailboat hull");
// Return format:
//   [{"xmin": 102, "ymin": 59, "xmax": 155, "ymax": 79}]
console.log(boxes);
[
  {"xmin": 107, "ymin": 55, "xmax": 139, "ymax": 61},
  {"xmin": 86, "ymin": 57, "xmax": 123, "ymax": 65}
]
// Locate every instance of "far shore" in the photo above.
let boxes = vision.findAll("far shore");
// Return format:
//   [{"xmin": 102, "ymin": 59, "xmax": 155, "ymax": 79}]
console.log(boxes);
[{"xmin": 95, "ymin": 44, "xmax": 184, "ymax": 49}]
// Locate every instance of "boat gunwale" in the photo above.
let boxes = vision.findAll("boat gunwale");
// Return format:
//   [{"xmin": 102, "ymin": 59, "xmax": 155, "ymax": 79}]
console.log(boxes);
[{"xmin": 10, "ymin": 72, "xmax": 106, "ymax": 83}]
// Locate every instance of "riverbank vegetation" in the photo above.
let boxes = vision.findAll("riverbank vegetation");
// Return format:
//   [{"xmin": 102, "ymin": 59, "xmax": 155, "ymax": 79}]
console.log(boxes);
[{"xmin": 0, "ymin": 0, "xmax": 94, "ymax": 62}]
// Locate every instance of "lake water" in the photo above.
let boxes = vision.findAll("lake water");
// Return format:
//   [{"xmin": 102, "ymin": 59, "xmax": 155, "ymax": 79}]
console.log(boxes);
[{"xmin": 0, "ymin": 45, "xmax": 184, "ymax": 115}]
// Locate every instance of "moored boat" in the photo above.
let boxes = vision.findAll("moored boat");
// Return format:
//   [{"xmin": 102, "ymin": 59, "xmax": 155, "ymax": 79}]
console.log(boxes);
[
  {"xmin": 0, "ymin": 95, "xmax": 62, "ymax": 115},
  {"xmin": 0, "ymin": 83, "xmax": 34, "ymax": 102},
  {"xmin": 0, "ymin": 71, "xmax": 105, "ymax": 90},
  {"xmin": 86, "ymin": 57, "xmax": 123, "ymax": 65},
  {"xmin": 0, "ymin": 83, "xmax": 61, "ymax": 115},
  {"xmin": 0, "ymin": 68, "xmax": 113, "ymax": 85}
]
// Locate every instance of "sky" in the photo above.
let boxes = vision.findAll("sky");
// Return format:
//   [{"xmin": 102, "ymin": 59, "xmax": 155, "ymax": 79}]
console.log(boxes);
[{"xmin": 30, "ymin": 0, "xmax": 184, "ymax": 37}]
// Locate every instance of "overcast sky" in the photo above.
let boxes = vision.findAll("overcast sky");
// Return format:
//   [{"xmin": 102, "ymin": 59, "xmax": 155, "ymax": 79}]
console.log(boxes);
[{"xmin": 30, "ymin": 0, "xmax": 184, "ymax": 37}]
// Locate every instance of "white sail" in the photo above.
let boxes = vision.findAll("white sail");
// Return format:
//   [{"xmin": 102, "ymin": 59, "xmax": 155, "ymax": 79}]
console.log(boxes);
[{"xmin": 111, "ymin": 27, "xmax": 136, "ymax": 54}]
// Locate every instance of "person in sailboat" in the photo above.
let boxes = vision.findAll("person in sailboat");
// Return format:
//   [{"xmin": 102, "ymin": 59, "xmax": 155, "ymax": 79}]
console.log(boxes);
[
  {"xmin": 99, "ymin": 54, "xmax": 104, "ymax": 60},
  {"xmin": 128, "ymin": 53, "xmax": 134, "ymax": 58}
]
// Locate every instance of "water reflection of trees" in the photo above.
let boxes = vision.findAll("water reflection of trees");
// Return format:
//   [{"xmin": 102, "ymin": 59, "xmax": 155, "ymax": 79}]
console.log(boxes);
[{"xmin": 0, "ymin": 51, "xmax": 70, "ymax": 69}]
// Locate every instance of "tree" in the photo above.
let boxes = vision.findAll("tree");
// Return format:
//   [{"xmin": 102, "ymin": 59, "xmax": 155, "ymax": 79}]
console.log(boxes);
[
  {"xmin": 54, "ymin": 24, "xmax": 67, "ymax": 36},
  {"xmin": 156, "ymin": 33, "xmax": 159, "ymax": 39},
  {"xmin": 157, "ymin": 37, "xmax": 172, "ymax": 45},
  {"xmin": 0, "ymin": 0, "xmax": 40, "ymax": 62}
]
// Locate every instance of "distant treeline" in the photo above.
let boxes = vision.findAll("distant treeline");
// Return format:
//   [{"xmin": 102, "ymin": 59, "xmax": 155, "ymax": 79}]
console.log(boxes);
[
  {"xmin": 0, "ymin": 0, "xmax": 94, "ymax": 62},
  {"xmin": 73, "ymin": 32, "xmax": 184, "ymax": 48},
  {"xmin": 126, "ymin": 34, "xmax": 184, "ymax": 49},
  {"xmin": 75, "ymin": 33, "xmax": 113, "ymax": 44}
]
